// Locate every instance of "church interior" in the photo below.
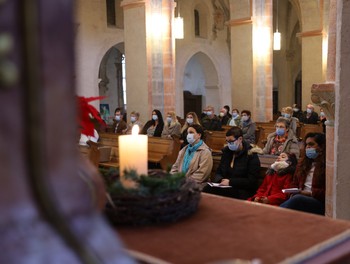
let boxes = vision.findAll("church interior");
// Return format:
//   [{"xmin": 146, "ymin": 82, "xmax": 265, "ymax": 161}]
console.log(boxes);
[{"xmin": 2, "ymin": 0, "xmax": 350, "ymax": 263}]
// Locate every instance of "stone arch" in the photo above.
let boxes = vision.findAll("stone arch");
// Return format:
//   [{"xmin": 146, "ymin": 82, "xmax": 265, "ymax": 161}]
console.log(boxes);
[
  {"xmin": 98, "ymin": 42, "xmax": 125, "ymax": 124},
  {"xmin": 183, "ymin": 51, "xmax": 220, "ymax": 114}
]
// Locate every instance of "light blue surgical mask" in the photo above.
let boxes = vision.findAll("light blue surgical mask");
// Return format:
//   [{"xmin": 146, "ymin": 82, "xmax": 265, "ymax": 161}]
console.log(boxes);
[
  {"xmin": 152, "ymin": 114, "xmax": 158, "ymax": 121},
  {"xmin": 166, "ymin": 117, "xmax": 172, "ymax": 123},
  {"xmin": 306, "ymin": 148, "xmax": 319, "ymax": 159},
  {"xmin": 228, "ymin": 141, "xmax": 239, "ymax": 152},
  {"xmin": 115, "ymin": 115, "xmax": 121, "ymax": 121},
  {"xmin": 284, "ymin": 114, "xmax": 291, "ymax": 118},
  {"xmin": 306, "ymin": 108, "xmax": 312, "ymax": 114},
  {"xmin": 130, "ymin": 116, "xmax": 136, "ymax": 123},
  {"xmin": 241, "ymin": 116, "xmax": 249, "ymax": 122},
  {"xmin": 186, "ymin": 118, "xmax": 193, "ymax": 124},
  {"xmin": 187, "ymin": 133, "xmax": 195, "ymax": 145},
  {"xmin": 232, "ymin": 113, "xmax": 238, "ymax": 118},
  {"xmin": 276, "ymin": 128, "xmax": 285, "ymax": 136},
  {"xmin": 206, "ymin": 111, "xmax": 212, "ymax": 116}
]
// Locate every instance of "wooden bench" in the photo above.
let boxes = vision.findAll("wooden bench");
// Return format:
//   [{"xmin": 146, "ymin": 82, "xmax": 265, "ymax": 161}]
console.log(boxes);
[
  {"xmin": 299, "ymin": 123, "xmax": 324, "ymax": 140},
  {"xmin": 78, "ymin": 140, "xmax": 100, "ymax": 167},
  {"xmin": 204, "ymin": 130, "xmax": 227, "ymax": 154},
  {"xmin": 98, "ymin": 133, "xmax": 181, "ymax": 171}
]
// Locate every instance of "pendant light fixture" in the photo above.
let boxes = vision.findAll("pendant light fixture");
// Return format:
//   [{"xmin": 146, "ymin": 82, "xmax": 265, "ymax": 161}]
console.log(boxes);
[{"xmin": 273, "ymin": 0, "xmax": 281, "ymax": 50}]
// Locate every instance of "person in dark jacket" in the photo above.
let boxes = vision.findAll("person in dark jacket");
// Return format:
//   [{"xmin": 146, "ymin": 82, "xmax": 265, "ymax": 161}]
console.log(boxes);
[
  {"xmin": 201, "ymin": 105, "xmax": 222, "ymax": 131},
  {"xmin": 280, "ymin": 132, "xmax": 326, "ymax": 215},
  {"xmin": 203, "ymin": 126, "xmax": 261, "ymax": 200},
  {"xmin": 300, "ymin": 104, "xmax": 319, "ymax": 124},
  {"xmin": 141, "ymin": 109, "xmax": 164, "ymax": 137}
]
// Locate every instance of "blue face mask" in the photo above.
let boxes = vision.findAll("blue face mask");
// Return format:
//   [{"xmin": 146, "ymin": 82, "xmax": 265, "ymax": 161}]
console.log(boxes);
[
  {"xmin": 152, "ymin": 114, "xmax": 158, "ymax": 121},
  {"xmin": 166, "ymin": 117, "xmax": 172, "ymax": 123},
  {"xmin": 284, "ymin": 114, "xmax": 291, "ymax": 118},
  {"xmin": 130, "ymin": 116, "xmax": 136, "ymax": 123},
  {"xmin": 228, "ymin": 141, "xmax": 239, "ymax": 151},
  {"xmin": 187, "ymin": 133, "xmax": 195, "ymax": 145},
  {"xmin": 115, "ymin": 115, "xmax": 121, "ymax": 121},
  {"xmin": 276, "ymin": 128, "xmax": 285, "ymax": 136},
  {"xmin": 232, "ymin": 113, "xmax": 238, "ymax": 118},
  {"xmin": 206, "ymin": 111, "xmax": 212, "ymax": 116},
  {"xmin": 306, "ymin": 148, "xmax": 319, "ymax": 159}
]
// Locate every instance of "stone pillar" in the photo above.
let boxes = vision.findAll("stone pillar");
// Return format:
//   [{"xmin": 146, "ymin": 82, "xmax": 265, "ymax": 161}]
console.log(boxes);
[
  {"xmin": 298, "ymin": 31, "xmax": 324, "ymax": 108},
  {"xmin": 333, "ymin": 0, "xmax": 350, "ymax": 220},
  {"xmin": 229, "ymin": 1, "xmax": 254, "ymax": 114},
  {"xmin": 122, "ymin": 0, "xmax": 176, "ymax": 120},
  {"xmin": 252, "ymin": 0, "xmax": 273, "ymax": 122}
]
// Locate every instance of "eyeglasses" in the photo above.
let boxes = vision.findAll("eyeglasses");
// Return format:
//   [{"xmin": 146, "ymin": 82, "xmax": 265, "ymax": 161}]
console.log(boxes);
[
  {"xmin": 226, "ymin": 138, "xmax": 238, "ymax": 144},
  {"xmin": 275, "ymin": 125, "xmax": 286, "ymax": 129}
]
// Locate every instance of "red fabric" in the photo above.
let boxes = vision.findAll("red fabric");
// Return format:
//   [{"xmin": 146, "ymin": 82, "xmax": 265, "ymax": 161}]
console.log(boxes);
[
  {"xmin": 77, "ymin": 96, "xmax": 106, "ymax": 136},
  {"xmin": 248, "ymin": 171, "xmax": 292, "ymax": 205}
]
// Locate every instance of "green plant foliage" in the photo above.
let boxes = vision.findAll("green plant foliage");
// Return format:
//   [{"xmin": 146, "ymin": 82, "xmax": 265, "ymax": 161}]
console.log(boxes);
[{"xmin": 105, "ymin": 169, "xmax": 186, "ymax": 197}]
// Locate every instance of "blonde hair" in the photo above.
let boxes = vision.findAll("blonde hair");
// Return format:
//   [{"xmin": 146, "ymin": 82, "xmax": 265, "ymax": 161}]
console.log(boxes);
[
  {"xmin": 181, "ymin": 112, "xmax": 200, "ymax": 132},
  {"xmin": 284, "ymin": 106, "xmax": 293, "ymax": 115},
  {"xmin": 165, "ymin": 111, "xmax": 178, "ymax": 127}
]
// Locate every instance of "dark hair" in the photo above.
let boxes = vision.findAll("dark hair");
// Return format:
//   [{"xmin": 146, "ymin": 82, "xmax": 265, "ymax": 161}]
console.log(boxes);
[
  {"xmin": 224, "ymin": 105, "xmax": 230, "ymax": 113},
  {"xmin": 267, "ymin": 153, "xmax": 298, "ymax": 176},
  {"xmin": 152, "ymin": 109, "xmax": 164, "ymax": 125},
  {"xmin": 298, "ymin": 132, "xmax": 326, "ymax": 176},
  {"xmin": 188, "ymin": 124, "xmax": 205, "ymax": 139},
  {"xmin": 226, "ymin": 126, "xmax": 243, "ymax": 138},
  {"xmin": 232, "ymin": 108, "xmax": 240, "ymax": 114},
  {"xmin": 241, "ymin": 110, "xmax": 251, "ymax": 116},
  {"xmin": 114, "ymin": 107, "xmax": 123, "ymax": 115}
]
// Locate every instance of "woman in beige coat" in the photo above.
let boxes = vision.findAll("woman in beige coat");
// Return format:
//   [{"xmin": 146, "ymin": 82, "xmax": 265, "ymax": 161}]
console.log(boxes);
[
  {"xmin": 171, "ymin": 124, "xmax": 213, "ymax": 187},
  {"xmin": 263, "ymin": 117, "xmax": 300, "ymax": 158}
]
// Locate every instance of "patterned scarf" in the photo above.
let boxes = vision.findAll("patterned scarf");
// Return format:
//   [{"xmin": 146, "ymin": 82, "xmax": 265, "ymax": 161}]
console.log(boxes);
[
  {"xmin": 270, "ymin": 132, "xmax": 288, "ymax": 155},
  {"xmin": 182, "ymin": 140, "xmax": 203, "ymax": 173}
]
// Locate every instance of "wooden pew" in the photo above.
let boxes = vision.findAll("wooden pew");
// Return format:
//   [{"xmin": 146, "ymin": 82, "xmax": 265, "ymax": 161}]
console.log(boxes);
[
  {"xmin": 299, "ymin": 123, "xmax": 324, "ymax": 140},
  {"xmin": 78, "ymin": 140, "xmax": 100, "ymax": 167},
  {"xmin": 98, "ymin": 133, "xmax": 181, "ymax": 171},
  {"xmin": 204, "ymin": 130, "xmax": 227, "ymax": 154}
]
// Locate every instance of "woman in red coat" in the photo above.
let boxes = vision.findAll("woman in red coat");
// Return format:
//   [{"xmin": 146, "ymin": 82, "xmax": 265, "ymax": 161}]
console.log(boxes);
[{"xmin": 248, "ymin": 152, "xmax": 297, "ymax": 206}]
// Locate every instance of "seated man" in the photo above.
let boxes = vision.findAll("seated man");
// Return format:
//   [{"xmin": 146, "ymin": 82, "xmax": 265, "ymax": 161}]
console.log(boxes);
[
  {"xmin": 201, "ymin": 105, "xmax": 222, "ymax": 131},
  {"xmin": 202, "ymin": 126, "xmax": 261, "ymax": 200},
  {"xmin": 300, "ymin": 104, "xmax": 319, "ymax": 124},
  {"xmin": 112, "ymin": 107, "xmax": 127, "ymax": 134}
]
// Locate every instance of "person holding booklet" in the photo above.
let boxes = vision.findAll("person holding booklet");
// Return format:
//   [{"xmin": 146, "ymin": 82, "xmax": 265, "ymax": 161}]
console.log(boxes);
[
  {"xmin": 202, "ymin": 126, "xmax": 261, "ymax": 200},
  {"xmin": 280, "ymin": 132, "xmax": 326, "ymax": 215},
  {"xmin": 248, "ymin": 152, "xmax": 297, "ymax": 206}
]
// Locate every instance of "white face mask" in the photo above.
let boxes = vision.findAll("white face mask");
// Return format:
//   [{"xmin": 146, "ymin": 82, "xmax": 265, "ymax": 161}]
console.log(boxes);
[
  {"xmin": 206, "ymin": 111, "xmax": 212, "ymax": 116},
  {"xmin": 186, "ymin": 118, "xmax": 193, "ymax": 124},
  {"xmin": 241, "ymin": 116, "xmax": 249, "ymax": 122},
  {"xmin": 187, "ymin": 133, "xmax": 196, "ymax": 145},
  {"xmin": 115, "ymin": 115, "xmax": 121, "ymax": 121},
  {"xmin": 271, "ymin": 161, "xmax": 289, "ymax": 171},
  {"xmin": 219, "ymin": 112, "xmax": 224, "ymax": 117}
]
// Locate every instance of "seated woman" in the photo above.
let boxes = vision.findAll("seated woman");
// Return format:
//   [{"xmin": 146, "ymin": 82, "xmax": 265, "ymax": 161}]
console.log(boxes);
[
  {"xmin": 161, "ymin": 111, "xmax": 181, "ymax": 138},
  {"xmin": 280, "ymin": 132, "xmax": 326, "ymax": 215},
  {"xmin": 202, "ymin": 126, "xmax": 261, "ymax": 200},
  {"xmin": 248, "ymin": 152, "xmax": 297, "ymax": 206},
  {"xmin": 228, "ymin": 108, "xmax": 241, "ymax": 126},
  {"xmin": 263, "ymin": 117, "xmax": 300, "ymax": 158},
  {"xmin": 282, "ymin": 106, "xmax": 299, "ymax": 135},
  {"xmin": 170, "ymin": 124, "xmax": 213, "ymax": 187},
  {"xmin": 240, "ymin": 110, "xmax": 256, "ymax": 144},
  {"xmin": 125, "ymin": 111, "xmax": 143, "ymax": 134},
  {"xmin": 141, "ymin": 109, "xmax": 164, "ymax": 137},
  {"xmin": 180, "ymin": 112, "xmax": 201, "ymax": 148}
]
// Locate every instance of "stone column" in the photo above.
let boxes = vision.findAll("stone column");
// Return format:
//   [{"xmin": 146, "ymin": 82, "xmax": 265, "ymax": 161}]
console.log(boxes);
[
  {"xmin": 298, "ymin": 31, "xmax": 324, "ymax": 108},
  {"xmin": 252, "ymin": 0, "xmax": 273, "ymax": 122},
  {"xmin": 229, "ymin": 1, "xmax": 254, "ymax": 114},
  {"xmin": 122, "ymin": 0, "xmax": 176, "ymax": 120},
  {"xmin": 333, "ymin": 0, "xmax": 350, "ymax": 220}
]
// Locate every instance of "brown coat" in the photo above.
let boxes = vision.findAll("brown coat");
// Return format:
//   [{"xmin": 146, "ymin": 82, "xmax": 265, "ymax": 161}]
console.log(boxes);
[
  {"xmin": 170, "ymin": 142, "xmax": 213, "ymax": 185},
  {"xmin": 263, "ymin": 130, "xmax": 300, "ymax": 158}
]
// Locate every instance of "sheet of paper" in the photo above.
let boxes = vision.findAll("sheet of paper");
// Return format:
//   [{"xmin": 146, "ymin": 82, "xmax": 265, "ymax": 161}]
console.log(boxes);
[
  {"xmin": 207, "ymin": 182, "xmax": 232, "ymax": 188},
  {"xmin": 282, "ymin": 188, "xmax": 300, "ymax": 194}
]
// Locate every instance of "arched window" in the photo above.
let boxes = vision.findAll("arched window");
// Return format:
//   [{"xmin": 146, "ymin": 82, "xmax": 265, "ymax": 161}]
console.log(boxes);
[{"xmin": 193, "ymin": 3, "xmax": 208, "ymax": 38}]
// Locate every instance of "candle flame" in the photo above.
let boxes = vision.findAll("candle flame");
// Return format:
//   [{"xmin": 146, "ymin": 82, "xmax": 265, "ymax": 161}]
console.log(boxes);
[{"xmin": 132, "ymin": 125, "xmax": 139, "ymax": 135}]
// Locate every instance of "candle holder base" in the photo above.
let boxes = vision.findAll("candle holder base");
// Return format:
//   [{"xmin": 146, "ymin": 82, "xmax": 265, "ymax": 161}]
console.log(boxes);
[{"xmin": 103, "ymin": 169, "xmax": 201, "ymax": 226}]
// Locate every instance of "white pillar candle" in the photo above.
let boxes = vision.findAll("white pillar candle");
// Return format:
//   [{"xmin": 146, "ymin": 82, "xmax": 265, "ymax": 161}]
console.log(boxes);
[{"xmin": 119, "ymin": 125, "xmax": 148, "ymax": 180}]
